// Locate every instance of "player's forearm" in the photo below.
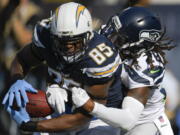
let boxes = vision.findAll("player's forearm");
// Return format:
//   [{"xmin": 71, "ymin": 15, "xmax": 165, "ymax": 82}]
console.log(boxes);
[
  {"xmin": 20, "ymin": 113, "xmax": 90, "ymax": 132},
  {"xmin": 89, "ymin": 96, "xmax": 144, "ymax": 130},
  {"xmin": 38, "ymin": 114, "xmax": 89, "ymax": 132}
]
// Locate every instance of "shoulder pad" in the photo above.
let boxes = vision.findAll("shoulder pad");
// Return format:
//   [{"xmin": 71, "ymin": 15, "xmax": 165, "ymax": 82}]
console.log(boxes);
[{"xmin": 123, "ymin": 53, "xmax": 165, "ymax": 88}]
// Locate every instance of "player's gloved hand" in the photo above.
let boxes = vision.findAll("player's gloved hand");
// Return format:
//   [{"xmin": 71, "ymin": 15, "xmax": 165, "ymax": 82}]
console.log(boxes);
[
  {"xmin": 2, "ymin": 80, "xmax": 37, "ymax": 107},
  {"xmin": 46, "ymin": 84, "xmax": 68, "ymax": 114},
  {"xmin": 6, "ymin": 106, "xmax": 30, "ymax": 126},
  {"xmin": 72, "ymin": 87, "xmax": 90, "ymax": 108}
]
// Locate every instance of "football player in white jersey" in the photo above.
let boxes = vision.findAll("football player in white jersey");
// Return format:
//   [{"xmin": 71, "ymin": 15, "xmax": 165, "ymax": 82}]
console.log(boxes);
[{"xmin": 71, "ymin": 7, "xmax": 175, "ymax": 135}]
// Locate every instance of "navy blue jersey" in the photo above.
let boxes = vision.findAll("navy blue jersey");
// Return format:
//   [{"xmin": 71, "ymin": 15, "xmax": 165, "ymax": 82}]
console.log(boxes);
[{"xmin": 32, "ymin": 19, "xmax": 123, "ymax": 107}]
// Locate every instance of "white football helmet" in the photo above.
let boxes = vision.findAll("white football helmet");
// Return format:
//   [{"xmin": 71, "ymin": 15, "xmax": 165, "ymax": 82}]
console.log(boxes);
[{"xmin": 50, "ymin": 2, "xmax": 93, "ymax": 63}]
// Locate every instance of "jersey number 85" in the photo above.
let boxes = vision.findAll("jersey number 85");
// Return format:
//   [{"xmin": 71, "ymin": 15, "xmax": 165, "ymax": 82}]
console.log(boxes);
[{"xmin": 89, "ymin": 43, "xmax": 114, "ymax": 65}]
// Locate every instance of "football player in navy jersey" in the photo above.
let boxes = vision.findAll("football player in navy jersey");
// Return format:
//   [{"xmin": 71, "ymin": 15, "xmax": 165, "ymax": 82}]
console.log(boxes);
[
  {"xmin": 71, "ymin": 7, "xmax": 175, "ymax": 135},
  {"xmin": 2, "ymin": 2, "xmax": 122, "ymax": 134}
]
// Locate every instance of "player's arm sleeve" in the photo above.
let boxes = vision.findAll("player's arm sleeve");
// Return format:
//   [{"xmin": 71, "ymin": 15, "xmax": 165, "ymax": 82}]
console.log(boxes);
[{"xmin": 91, "ymin": 96, "xmax": 144, "ymax": 130}]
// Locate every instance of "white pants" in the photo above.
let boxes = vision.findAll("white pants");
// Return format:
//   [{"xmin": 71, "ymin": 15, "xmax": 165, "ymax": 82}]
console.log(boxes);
[
  {"xmin": 125, "ymin": 123, "xmax": 160, "ymax": 135},
  {"xmin": 125, "ymin": 113, "xmax": 174, "ymax": 135}
]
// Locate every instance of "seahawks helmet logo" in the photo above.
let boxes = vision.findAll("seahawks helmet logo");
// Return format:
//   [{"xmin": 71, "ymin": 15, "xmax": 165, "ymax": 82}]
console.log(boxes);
[{"xmin": 139, "ymin": 30, "xmax": 161, "ymax": 42}]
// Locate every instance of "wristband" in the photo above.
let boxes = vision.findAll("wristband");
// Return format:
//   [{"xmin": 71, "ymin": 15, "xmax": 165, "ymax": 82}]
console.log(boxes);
[{"xmin": 20, "ymin": 121, "xmax": 38, "ymax": 132}]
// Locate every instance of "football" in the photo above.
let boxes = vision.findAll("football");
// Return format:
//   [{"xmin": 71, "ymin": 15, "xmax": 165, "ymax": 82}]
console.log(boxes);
[{"xmin": 26, "ymin": 90, "xmax": 54, "ymax": 118}]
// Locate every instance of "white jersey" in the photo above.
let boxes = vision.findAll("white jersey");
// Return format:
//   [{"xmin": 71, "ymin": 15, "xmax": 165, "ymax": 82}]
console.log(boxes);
[{"xmin": 121, "ymin": 52, "xmax": 166, "ymax": 125}]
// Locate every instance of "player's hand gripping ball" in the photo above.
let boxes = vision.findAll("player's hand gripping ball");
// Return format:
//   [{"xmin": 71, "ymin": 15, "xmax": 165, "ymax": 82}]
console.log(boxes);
[{"xmin": 13, "ymin": 90, "xmax": 54, "ymax": 117}]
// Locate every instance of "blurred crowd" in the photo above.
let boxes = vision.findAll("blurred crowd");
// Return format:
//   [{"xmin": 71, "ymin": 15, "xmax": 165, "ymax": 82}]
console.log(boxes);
[{"xmin": 0, "ymin": 0, "xmax": 179, "ymax": 135}]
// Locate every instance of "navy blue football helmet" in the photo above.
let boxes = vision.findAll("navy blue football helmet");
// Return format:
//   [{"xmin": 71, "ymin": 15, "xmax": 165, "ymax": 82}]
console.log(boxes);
[{"xmin": 101, "ymin": 7, "xmax": 165, "ymax": 57}]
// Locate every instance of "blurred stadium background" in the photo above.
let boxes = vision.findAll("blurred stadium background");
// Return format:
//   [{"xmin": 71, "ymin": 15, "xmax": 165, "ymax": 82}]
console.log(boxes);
[{"xmin": 0, "ymin": 0, "xmax": 179, "ymax": 135}]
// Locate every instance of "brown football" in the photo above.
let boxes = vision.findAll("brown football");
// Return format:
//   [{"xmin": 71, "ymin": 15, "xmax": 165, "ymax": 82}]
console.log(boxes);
[{"xmin": 26, "ymin": 90, "xmax": 54, "ymax": 118}]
